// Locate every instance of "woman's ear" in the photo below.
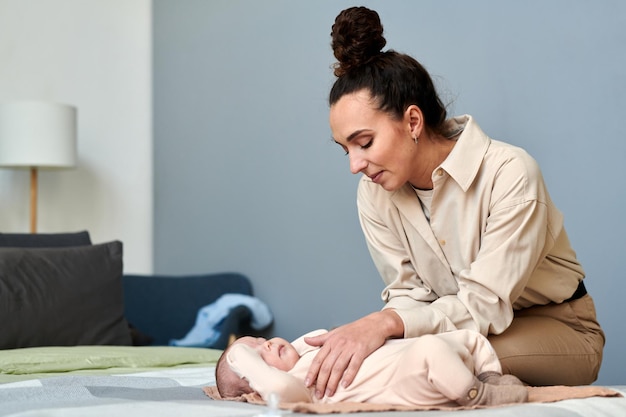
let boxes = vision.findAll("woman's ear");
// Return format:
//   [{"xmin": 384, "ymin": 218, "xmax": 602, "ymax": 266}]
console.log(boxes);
[{"xmin": 405, "ymin": 105, "xmax": 423, "ymax": 139}]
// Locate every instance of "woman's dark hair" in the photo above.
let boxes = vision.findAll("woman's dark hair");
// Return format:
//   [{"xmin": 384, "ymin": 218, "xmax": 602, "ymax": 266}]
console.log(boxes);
[{"xmin": 329, "ymin": 7, "xmax": 447, "ymax": 132}]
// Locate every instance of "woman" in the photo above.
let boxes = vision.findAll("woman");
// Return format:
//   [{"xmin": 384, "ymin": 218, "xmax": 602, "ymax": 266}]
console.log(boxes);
[{"xmin": 304, "ymin": 6, "xmax": 604, "ymax": 399}]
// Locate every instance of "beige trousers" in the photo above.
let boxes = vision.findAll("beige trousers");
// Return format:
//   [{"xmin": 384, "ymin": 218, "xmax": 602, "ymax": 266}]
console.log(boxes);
[{"xmin": 488, "ymin": 294, "xmax": 605, "ymax": 386}]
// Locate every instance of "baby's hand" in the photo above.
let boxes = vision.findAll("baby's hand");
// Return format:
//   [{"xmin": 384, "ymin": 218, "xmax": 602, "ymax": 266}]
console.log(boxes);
[
  {"xmin": 228, "ymin": 344, "xmax": 312, "ymax": 403},
  {"xmin": 227, "ymin": 344, "xmax": 267, "ymax": 379}
]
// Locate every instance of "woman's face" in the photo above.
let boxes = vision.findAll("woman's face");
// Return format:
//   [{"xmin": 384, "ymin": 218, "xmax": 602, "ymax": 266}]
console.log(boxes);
[
  {"xmin": 235, "ymin": 336, "xmax": 300, "ymax": 371},
  {"xmin": 330, "ymin": 90, "xmax": 418, "ymax": 192}
]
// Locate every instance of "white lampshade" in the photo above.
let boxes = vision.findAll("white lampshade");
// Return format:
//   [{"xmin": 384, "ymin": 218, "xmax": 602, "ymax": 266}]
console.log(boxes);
[{"xmin": 0, "ymin": 101, "xmax": 77, "ymax": 168}]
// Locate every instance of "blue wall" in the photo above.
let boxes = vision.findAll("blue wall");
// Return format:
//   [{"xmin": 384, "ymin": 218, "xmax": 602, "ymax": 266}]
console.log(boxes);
[{"xmin": 154, "ymin": 0, "xmax": 626, "ymax": 384}]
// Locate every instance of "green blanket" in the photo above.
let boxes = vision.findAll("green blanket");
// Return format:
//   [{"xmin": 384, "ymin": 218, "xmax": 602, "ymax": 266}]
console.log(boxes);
[{"xmin": 0, "ymin": 345, "xmax": 221, "ymax": 383}]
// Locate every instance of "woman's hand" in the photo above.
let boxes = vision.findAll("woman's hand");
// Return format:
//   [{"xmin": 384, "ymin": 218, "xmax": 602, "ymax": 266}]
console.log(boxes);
[{"xmin": 303, "ymin": 310, "xmax": 403, "ymax": 399}]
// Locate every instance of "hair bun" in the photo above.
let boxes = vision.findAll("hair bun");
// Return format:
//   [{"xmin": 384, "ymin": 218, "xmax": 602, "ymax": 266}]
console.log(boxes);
[{"xmin": 331, "ymin": 7, "xmax": 386, "ymax": 77}]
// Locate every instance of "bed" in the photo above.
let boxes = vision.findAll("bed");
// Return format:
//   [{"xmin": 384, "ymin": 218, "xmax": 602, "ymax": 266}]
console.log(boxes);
[{"xmin": 0, "ymin": 346, "xmax": 624, "ymax": 417}]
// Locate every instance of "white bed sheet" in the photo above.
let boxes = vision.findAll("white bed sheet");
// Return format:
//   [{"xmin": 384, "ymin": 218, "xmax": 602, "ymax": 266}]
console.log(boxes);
[{"xmin": 1, "ymin": 366, "xmax": 624, "ymax": 417}]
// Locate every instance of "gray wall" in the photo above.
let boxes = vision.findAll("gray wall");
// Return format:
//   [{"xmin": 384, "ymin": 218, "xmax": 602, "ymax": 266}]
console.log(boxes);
[{"xmin": 154, "ymin": 0, "xmax": 626, "ymax": 385}]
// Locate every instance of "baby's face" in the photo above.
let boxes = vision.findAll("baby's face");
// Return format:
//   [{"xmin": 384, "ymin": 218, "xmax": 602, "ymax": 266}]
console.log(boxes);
[{"xmin": 235, "ymin": 336, "xmax": 300, "ymax": 371}]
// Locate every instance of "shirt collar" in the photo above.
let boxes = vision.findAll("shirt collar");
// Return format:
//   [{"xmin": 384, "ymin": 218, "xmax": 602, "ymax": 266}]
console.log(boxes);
[{"xmin": 438, "ymin": 115, "xmax": 490, "ymax": 192}]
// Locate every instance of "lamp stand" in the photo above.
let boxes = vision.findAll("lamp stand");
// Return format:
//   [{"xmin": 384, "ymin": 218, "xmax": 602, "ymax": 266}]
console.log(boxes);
[{"xmin": 30, "ymin": 167, "xmax": 38, "ymax": 234}]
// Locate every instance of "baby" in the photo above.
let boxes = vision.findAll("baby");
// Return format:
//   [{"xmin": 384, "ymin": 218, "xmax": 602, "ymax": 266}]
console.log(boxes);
[{"xmin": 215, "ymin": 329, "xmax": 528, "ymax": 407}]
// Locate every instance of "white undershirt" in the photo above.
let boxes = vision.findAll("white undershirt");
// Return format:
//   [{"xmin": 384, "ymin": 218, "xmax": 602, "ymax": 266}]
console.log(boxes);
[
  {"xmin": 410, "ymin": 125, "xmax": 462, "ymax": 223},
  {"xmin": 413, "ymin": 187, "xmax": 433, "ymax": 222}
]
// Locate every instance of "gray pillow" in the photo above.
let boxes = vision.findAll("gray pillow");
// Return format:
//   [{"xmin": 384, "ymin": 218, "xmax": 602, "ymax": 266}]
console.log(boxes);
[
  {"xmin": 0, "ymin": 241, "xmax": 132, "ymax": 349},
  {"xmin": 0, "ymin": 231, "xmax": 92, "ymax": 247}
]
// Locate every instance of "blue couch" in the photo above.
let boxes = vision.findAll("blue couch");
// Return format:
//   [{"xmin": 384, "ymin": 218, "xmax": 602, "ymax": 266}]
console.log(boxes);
[
  {"xmin": 0, "ymin": 231, "xmax": 262, "ymax": 350},
  {"xmin": 123, "ymin": 272, "xmax": 254, "ymax": 347}
]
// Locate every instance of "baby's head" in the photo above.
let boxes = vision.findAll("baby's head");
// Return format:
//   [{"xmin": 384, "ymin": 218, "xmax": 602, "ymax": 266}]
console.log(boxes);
[
  {"xmin": 215, "ymin": 341, "xmax": 254, "ymax": 398},
  {"xmin": 215, "ymin": 336, "xmax": 300, "ymax": 398}
]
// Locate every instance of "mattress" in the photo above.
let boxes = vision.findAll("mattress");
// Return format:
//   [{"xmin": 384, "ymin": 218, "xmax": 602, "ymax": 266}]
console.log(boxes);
[{"xmin": 1, "ymin": 345, "xmax": 624, "ymax": 417}]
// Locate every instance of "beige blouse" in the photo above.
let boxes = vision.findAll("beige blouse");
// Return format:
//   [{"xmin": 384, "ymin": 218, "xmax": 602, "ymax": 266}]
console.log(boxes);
[{"xmin": 357, "ymin": 115, "xmax": 584, "ymax": 337}]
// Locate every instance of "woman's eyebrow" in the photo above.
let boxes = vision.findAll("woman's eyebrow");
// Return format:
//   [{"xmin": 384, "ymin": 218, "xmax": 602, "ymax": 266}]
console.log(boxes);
[
  {"xmin": 345, "ymin": 129, "xmax": 369, "ymax": 142},
  {"xmin": 331, "ymin": 129, "xmax": 371, "ymax": 144}
]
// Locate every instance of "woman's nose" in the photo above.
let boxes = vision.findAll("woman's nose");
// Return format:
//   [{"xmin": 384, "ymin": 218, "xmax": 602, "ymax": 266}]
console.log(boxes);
[{"xmin": 349, "ymin": 154, "xmax": 367, "ymax": 174}]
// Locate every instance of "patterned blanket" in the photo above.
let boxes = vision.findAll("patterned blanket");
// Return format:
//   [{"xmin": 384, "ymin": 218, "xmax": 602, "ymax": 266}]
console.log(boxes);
[{"xmin": 1, "ymin": 345, "xmax": 625, "ymax": 417}]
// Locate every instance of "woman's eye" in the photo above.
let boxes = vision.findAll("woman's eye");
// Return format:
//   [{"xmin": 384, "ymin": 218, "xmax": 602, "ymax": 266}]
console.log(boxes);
[{"xmin": 361, "ymin": 139, "xmax": 373, "ymax": 149}]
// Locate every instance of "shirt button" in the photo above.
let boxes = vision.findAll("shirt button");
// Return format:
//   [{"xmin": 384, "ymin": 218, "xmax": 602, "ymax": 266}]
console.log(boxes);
[
  {"xmin": 467, "ymin": 387, "xmax": 478, "ymax": 400},
  {"xmin": 440, "ymin": 239, "xmax": 446, "ymax": 246},
  {"xmin": 436, "ymin": 168, "xmax": 444, "ymax": 176}
]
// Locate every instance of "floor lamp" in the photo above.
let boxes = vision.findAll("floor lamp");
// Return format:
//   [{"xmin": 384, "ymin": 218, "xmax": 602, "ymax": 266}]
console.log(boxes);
[{"xmin": 0, "ymin": 101, "xmax": 77, "ymax": 233}]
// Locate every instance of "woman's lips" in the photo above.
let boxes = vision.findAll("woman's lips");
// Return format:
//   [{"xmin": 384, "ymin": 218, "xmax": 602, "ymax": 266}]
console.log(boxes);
[{"xmin": 370, "ymin": 171, "xmax": 383, "ymax": 184}]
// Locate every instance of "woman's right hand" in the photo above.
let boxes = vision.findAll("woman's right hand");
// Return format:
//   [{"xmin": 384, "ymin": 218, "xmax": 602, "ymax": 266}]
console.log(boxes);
[{"xmin": 303, "ymin": 310, "xmax": 404, "ymax": 399}]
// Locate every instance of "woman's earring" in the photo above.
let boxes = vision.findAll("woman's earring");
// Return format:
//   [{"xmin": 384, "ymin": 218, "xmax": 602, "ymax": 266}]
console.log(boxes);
[{"xmin": 413, "ymin": 136, "xmax": 419, "ymax": 144}]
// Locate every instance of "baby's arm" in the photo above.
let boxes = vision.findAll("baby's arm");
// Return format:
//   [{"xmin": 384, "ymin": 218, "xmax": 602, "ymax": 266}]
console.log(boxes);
[
  {"xmin": 291, "ymin": 329, "xmax": 328, "ymax": 354},
  {"xmin": 227, "ymin": 344, "xmax": 312, "ymax": 403}
]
